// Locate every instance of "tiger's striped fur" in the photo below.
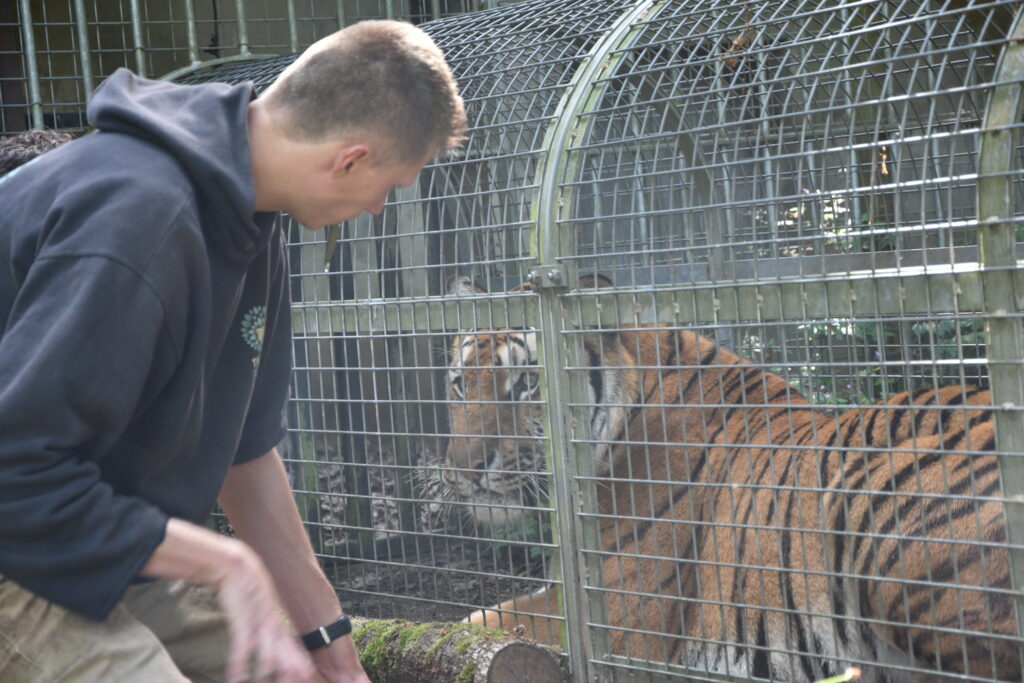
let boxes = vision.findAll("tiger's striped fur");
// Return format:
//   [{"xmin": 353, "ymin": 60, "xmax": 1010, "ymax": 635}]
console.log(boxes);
[{"xmin": 442, "ymin": 281, "xmax": 1018, "ymax": 681}]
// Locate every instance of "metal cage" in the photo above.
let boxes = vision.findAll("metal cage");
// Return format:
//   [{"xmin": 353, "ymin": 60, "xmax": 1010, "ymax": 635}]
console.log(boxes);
[
  {"xmin": 57, "ymin": 0, "xmax": 1024, "ymax": 681},
  {"xmin": 1, "ymin": 0, "xmax": 494, "ymax": 134}
]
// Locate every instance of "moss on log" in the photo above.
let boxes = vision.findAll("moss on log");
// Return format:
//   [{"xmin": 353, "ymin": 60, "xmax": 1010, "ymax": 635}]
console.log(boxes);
[{"xmin": 350, "ymin": 618, "xmax": 566, "ymax": 683}]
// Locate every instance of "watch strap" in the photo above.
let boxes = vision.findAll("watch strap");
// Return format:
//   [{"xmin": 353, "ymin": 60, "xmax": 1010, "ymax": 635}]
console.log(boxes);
[{"xmin": 301, "ymin": 615, "xmax": 352, "ymax": 651}]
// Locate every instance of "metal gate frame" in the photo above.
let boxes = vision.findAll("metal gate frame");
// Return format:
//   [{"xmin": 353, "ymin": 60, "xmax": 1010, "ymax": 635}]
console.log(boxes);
[{"xmin": 522, "ymin": 3, "xmax": 1024, "ymax": 680}]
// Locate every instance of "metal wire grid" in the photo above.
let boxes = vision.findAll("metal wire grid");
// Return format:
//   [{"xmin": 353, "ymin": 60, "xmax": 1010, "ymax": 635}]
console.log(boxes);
[
  {"xmin": 561, "ymin": 1, "xmax": 1008, "ymax": 288},
  {"xmin": 2, "ymin": 0, "xmax": 478, "ymax": 135},
  {"xmin": 64, "ymin": 0, "xmax": 1024, "ymax": 679},
  {"xmin": 276, "ymin": 0, "xmax": 647, "ymax": 645},
  {"xmin": 543, "ymin": 0, "xmax": 1024, "ymax": 680}
]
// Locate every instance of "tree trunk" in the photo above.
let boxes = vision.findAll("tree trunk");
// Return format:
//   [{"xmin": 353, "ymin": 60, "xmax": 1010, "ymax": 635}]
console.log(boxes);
[{"xmin": 351, "ymin": 618, "xmax": 566, "ymax": 683}]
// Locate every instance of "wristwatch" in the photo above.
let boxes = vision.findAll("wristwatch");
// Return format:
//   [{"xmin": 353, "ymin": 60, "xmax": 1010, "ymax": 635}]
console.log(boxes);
[{"xmin": 301, "ymin": 615, "xmax": 352, "ymax": 651}]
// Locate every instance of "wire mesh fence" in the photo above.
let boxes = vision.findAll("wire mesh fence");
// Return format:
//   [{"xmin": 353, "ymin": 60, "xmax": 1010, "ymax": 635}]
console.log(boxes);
[
  {"xmin": 0, "ymin": 0, "xmax": 496, "ymax": 134},
  {"xmin": 199, "ymin": 0, "xmax": 1023, "ymax": 680},
  {"xmin": 12, "ymin": 0, "xmax": 1024, "ymax": 681}
]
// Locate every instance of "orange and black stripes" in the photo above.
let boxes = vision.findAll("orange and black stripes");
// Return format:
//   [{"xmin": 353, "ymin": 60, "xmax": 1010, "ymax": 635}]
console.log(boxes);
[
  {"xmin": 577, "ymin": 326, "xmax": 1016, "ymax": 681},
  {"xmin": 446, "ymin": 322, "xmax": 1018, "ymax": 681}
]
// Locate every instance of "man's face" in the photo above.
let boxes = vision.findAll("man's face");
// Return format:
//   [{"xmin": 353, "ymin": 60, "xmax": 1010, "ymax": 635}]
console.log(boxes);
[{"xmin": 290, "ymin": 149, "xmax": 430, "ymax": 230}]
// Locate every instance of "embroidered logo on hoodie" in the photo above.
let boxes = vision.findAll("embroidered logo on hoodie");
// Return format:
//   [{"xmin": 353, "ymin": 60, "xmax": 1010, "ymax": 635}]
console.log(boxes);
[{"xmin": 241, "ymin": 305, "xmax": 267, "ymax": 368}]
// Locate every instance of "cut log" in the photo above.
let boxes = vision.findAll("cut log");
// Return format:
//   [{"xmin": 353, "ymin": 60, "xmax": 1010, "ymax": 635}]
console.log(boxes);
[{"xmin": 350, "ymin": 618, "xmax": 567, "ymax": 683}]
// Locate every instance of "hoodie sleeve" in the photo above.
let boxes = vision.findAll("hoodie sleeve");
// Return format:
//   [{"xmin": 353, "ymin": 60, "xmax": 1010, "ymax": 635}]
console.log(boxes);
[
  {"xmin": 234, "ymin": 225, "xmax": 291, "ymax": 464},
  {"xmin": 0, "ymin": 251, "xmax": 174, "ymax": 620}
]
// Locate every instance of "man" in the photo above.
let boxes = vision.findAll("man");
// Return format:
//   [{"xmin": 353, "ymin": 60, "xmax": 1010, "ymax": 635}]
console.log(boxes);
[
  {"xmin": 0, "ymin": 19, "xmax": 465, "ymax": 683},
  {"xmin": 0, "ymin": 128, "xmax": 74, "ymax": 175}
]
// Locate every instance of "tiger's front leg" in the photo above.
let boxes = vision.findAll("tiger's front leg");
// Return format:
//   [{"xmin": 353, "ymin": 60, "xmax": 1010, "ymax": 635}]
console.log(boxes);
[{"xmin": 466, "ymin": 585, "xmax": 563, "ymax": 647}]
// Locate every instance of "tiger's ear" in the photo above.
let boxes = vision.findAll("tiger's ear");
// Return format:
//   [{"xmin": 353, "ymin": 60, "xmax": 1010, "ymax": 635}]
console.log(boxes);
[
  {"xmin": 578, "ymin": 273, "xmax": 614, "ymax": 289},
  {"xmin": 445, "ymin": 274, "xmax": 486, "ymax": 297}
]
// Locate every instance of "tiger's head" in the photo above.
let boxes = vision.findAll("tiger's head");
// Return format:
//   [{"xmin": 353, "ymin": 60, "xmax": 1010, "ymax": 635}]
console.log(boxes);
[{"xmin": 442, "ymin": 275, "xmax": 546, "ymax": 527}]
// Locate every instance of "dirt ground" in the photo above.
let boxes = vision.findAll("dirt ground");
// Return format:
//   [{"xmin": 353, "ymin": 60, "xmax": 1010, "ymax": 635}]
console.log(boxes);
[
  {"xmin": 288, "ymin": 444, "xmax": 553, "ymax": 626},
  {"xmin": 321, "ymin": 534, "xmax": 547, "ymax": 624}
]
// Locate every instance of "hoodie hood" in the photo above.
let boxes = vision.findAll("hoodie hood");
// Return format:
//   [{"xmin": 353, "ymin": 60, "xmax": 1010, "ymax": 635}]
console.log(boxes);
[{"xmin": 87, "ymin": 68, "xmax": 272, "ymax": 256}]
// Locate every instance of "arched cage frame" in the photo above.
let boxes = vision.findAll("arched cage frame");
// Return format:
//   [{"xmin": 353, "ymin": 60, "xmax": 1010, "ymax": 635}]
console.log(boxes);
[{"xmin": 182, "ymin": 1, "xmax": 1024, "ymax": 681}]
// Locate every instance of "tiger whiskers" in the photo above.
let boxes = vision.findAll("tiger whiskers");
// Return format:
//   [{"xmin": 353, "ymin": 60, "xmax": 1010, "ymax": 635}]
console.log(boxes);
[{"xmin": 409, "ymin": 457, "xmax": 457, "ymax": 531}]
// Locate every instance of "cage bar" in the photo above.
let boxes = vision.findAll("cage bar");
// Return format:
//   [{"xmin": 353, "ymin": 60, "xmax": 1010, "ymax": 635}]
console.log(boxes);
[
  {"xmin": 16, "ymin": 0, "xmax": 44, "ymax": 129},
  {"xmin": 71, "ymin": 0, "xmax": 93, "ymax": 98},
  {"xmin": 978, "ymin": 6, "xmax": 1024, "ymax": 651},
  {"xmin": 128, "ymin": 0, "xmax": 146, "ymax": 76}
]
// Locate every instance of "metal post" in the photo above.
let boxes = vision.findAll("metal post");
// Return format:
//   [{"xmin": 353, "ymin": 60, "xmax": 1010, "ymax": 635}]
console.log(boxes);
[
  {"xmin": 183, "ymin": 0, "xmax": 201, "ymax": 66},
  {"xmin": 977, "ymin": 8, "xmax": 1024, "ymax": 660},
  {"xmin": 72, "ymin": 0, "xmax": 94, "ymax": 98},
  {"xmin": 335, "ymin": 0, "xmax": 346, "ymax": 29},
  {"xmin": 532, "ymin": 2, "xmax": 663, "ymax": 679},
  {"xmin": 234, "ymin": 0, "xmax": 250, "ymax": 56},
  {"xmin": 128, "ymin": 0, "xmax": 147, "ymax": 77},
  {"xmin": 286, "ymin": 0, "xmax": 299, "ymax": 53},
  {"xmin": 16, "ymin": 0, "xmax": 43, "ymax": 129}
]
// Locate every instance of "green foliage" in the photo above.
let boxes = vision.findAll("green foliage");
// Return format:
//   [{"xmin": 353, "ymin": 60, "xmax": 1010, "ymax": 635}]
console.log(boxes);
[
  {"xmin": 909, "ymin": 318, "xmax": 986, "ymax": 359},
  {"xmin": 355, "ymin": 621, "xmax": 405, "ymax": 679},
  {"xmin": 792, "ymin": 320, "xmax": 903, "ymax": 405},
  {"xmin": 397, "ymin": 621, "xmax": 437, "ymax": 652},
  {"xmin": 823, "ymin": 214, "xmax": 896, "ymax": 254},
  {"xmin": 456, "ymin": 661, "xmax": 477, "ymax": 683},
  {"xmin": 425, "ymin": 623, "xmax": 474, "ymax": 659},
  {"xmin": 491, "ymin": 514, "xmax": 554, "ymax": 561},
  {"xmin": 740, "ymin": 317, "xmax": 992, "ymax": 407}
]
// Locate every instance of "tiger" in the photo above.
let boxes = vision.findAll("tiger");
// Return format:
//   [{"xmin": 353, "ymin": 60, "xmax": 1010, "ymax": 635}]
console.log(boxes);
[{"xmin": 440, "ymin": 274, "xmax": 1020, "ymax": 682}]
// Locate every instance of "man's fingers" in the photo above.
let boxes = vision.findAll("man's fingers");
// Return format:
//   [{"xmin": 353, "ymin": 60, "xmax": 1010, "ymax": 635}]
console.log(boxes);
[
  {"xmin": 225, "ymin": 622, "xmax": 268, "ymax": 682},
  {"xmin": 225, "ymin": 623, "xmax": 315, "ymax": 682},
  {"xmin": 255, "ymin": 628, "xmax": 315, "ymax": 682},
  {"xmin": 212, "ymin": 542, "xmax": 315, "ymax": 682},
  {"xmin": 225, "ymin": 622, "xmax": 259, "ymax": 682},
  {"xmin": 226, "ymin": 651, "xmax": 252, "ymax": 682}
]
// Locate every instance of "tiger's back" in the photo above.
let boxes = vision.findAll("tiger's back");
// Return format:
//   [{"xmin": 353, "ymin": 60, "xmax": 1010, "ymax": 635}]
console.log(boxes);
[
  {"xmin": 592, "ymin": 327, "xmax": 1012, "ymax": 680},
  {"xmin": 443, "ymin": 319, "xmax": 1019, "ymax": 681}
]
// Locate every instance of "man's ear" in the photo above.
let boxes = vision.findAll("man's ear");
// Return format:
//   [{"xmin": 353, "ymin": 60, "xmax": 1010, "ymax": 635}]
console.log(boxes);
[{"xmin": 330, "ymin": 144, "xmax": 370, "ymax": 176}]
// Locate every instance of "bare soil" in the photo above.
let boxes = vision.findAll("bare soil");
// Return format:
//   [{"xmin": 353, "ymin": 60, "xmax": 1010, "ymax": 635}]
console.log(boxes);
[
  {"xmin": 321, "ymin": 534, "xmax": 546, "ymax": 624},
  {"xmin": 287, "ymin": 444, "xmax": 553, "ymax": 625}
]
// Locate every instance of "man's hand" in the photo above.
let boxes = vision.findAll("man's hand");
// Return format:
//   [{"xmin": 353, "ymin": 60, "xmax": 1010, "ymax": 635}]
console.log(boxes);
[
  {"xmin": 310, "ymin": 636, "xmax": 372, "ymax": 683},
  {"xmin": 213, "ymin": 540, "xmax": 318, "ymax": 682},
  {"xmin": 219, "ymin": 450, "xmax": 371, "ymax": 682},
  {"xmin": 141, "ymin": 517, "xmax": 316, "ymax": 682}
]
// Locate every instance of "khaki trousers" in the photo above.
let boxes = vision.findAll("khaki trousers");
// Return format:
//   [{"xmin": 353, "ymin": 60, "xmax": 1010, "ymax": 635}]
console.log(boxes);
[{"xmin": 0, "ymin": 575, "xmax": 229, "ymax": 682}]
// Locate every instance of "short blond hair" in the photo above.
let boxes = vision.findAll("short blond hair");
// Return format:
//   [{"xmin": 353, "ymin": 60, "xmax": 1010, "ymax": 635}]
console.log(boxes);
[{"xmin": 261, "ymin": 20, "xmax": 466, "ymax": 163}]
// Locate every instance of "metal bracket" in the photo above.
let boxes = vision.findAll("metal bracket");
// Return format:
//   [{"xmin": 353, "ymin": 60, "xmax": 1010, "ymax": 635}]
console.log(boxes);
[{"xmin": 527, "ymin": 265, "xmax": 567, "ymax": 289}]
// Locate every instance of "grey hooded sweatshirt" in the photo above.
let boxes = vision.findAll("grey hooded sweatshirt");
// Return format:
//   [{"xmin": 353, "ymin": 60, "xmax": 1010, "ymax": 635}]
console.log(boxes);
[{"xmin": 0, "ymin": 68, "xmax": 292, "ymax": 620}]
